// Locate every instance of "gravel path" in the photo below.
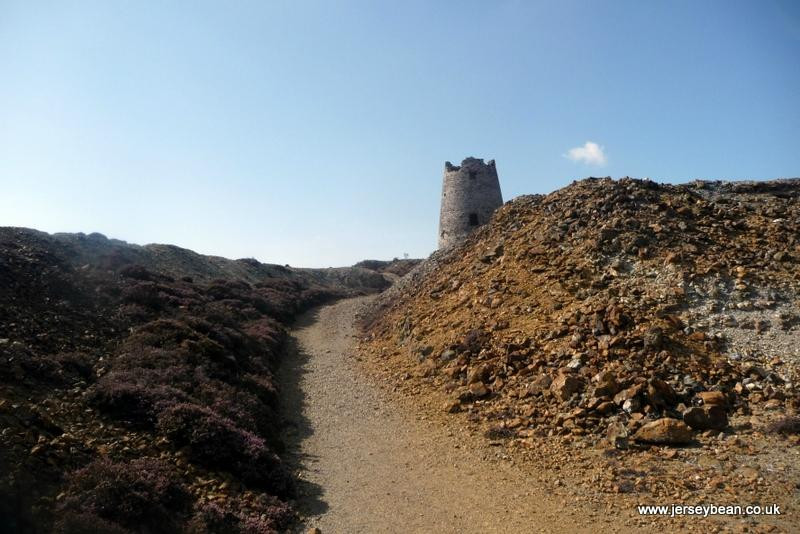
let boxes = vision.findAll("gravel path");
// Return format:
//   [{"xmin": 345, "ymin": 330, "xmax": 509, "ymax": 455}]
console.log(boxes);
[{"xmin": 279, "ymin": 297, "xmax": 588, "ymax": 533}]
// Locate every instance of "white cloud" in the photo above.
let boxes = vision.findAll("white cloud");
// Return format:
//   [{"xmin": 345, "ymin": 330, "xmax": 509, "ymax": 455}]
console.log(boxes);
[{"xmin": 565, "ymin": 141, "xmax": 607, "ymax": 166}]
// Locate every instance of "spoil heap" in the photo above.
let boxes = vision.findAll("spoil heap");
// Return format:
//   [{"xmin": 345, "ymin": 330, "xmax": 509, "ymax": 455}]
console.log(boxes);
[{"xmin": 363, "ymin": 178, "xmax": 800, "ymax": 447}]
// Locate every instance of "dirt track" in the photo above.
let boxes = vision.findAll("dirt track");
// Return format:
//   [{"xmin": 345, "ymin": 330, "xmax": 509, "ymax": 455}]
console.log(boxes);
[{"xmin": 279, "ymin": 297, "xmax": 596, "ymax": 533}]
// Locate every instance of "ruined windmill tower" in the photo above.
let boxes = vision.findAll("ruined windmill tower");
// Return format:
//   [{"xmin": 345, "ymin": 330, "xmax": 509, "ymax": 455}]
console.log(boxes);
[{"xmin": 438, "ymin": 157, "xmax": 503, "ymax": 249}]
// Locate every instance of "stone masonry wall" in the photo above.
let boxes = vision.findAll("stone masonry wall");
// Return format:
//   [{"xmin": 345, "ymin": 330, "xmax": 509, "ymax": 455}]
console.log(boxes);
[{"xmin": 438, "ymin": 157, "xmax": 503, "ymax": 249}]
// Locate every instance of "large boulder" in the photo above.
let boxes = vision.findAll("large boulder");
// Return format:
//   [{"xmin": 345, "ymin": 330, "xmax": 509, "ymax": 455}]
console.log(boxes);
[
  {"xmin": 550, "ymin": 373, "xmax": 582, "ymax": 401},
  {"xmin": 633, "ymin": 418, "xmax": 693, "ymax": 445},
  {"xmin": 683, "ymin": 405, "xmax": 728, "ymax": 431},
  {"xmin": 696, "ymin": 391, "xmax": 726, "ymax": 407}
]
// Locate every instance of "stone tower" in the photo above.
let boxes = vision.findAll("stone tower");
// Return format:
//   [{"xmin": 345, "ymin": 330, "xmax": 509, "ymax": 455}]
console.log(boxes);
[{"xmin": 438, "ymin": 157, "xmax": 503, "ymax": 249}]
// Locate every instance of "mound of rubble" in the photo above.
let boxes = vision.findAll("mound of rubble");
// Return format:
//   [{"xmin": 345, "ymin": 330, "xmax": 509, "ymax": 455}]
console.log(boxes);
[
  {"xmin": 0, "ymin": 228, "xmax": 391, "ymax": 534},
  {"xmin": 363, "ymin": 178, "xmax": 800, "ymax": 448}
]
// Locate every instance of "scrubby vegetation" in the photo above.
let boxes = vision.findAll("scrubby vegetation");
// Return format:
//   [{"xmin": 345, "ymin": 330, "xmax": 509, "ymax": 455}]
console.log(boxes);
[
  {"xmin": 0, "ymin": 228, "xmax": 388, "ymax": 533},
  {"xmin": 57, "ymin": 458, "xmax": 193, "ymax": 533}
]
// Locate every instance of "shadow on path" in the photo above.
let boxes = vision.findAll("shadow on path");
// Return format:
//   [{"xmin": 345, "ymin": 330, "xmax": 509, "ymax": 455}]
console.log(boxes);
[{"xmin": 277, "ymin": 307, "xmax": 328, "ymax": 521}]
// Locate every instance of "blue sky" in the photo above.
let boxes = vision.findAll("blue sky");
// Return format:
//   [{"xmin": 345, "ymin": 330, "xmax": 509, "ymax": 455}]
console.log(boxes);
[{"xmin": 1, "ymin": 1, "xmax": 798, "ymax": 266}]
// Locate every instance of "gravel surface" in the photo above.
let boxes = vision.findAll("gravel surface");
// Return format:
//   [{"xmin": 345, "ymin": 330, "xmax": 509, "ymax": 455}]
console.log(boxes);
[{"xmin": 279, "ymin": 297, "xmax": 596, "ymax": 533}]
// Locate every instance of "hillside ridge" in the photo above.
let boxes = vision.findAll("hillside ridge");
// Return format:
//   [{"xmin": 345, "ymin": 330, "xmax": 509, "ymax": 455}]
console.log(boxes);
[
  {"xmin": 360, "ymin": 176, "xmax": 800, "ymax": 531},
  {"xmin": 0, "ymin": 226, "xmax": 410, "ymax": 533}
]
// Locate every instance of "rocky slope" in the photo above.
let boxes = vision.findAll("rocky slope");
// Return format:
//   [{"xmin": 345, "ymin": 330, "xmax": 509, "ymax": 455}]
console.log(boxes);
[
  {"xmin": 0, "ymin": 228, "xmax": 394, "ymax": 534},
  {"xmin": 361, "ymin": 177, "xmax": 800, "ymax": 531}
]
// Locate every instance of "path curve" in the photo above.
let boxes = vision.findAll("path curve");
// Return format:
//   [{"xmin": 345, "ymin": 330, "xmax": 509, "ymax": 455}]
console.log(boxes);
[{"xmin": 279, "ymin": 297, "xmax": 588, "ymax": 533}]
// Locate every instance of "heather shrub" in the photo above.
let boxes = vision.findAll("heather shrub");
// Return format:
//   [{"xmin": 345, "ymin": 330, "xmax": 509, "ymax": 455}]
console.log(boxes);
[
  {"xmin": 299, "ymin": 286, "xmax": 340, "ymax": 308},
  {"xmin": 187, "ymin": 502, "xmax": 240, "ymax": 533},
  {"xmin": 122, "ymin": 320, "xmax": 243, "ymax": 379},
  {"xmin": 196, "ymin": 349, "xmax": 241, "ymax": 381},
  {"xmin": 239, "ymin": 515, "xmax": 284, "ymax": 534},
  {"xmin": 91, "ymin": 361, "xmax": 280, "ymax": 433},
  {"xmin": 54, "ymin": 351, "xmax": 95, "ymax": 381},
  {"xmin": 243, "ymin": 493, "xmax": 294, "ymax": 532},
  {"xmin": 117, "ymin": 302, "xmax": 153, "ymax": 322},
  {"xmin": 252, "ymin": 286, "xmax": 298, "ymax": 319},
  {"xmin": 127, "ymin": 318, "xmax": 202, "ymax": 350},
  {"xmin": 113, "ymin": 346, "xmax": 191, "ymax": 370},
  {"xmin": 59, "ymin": 458, "xmax": 191, "ymax": 533},
  {"xmin": 157, "ymin": 403, "xmax": 254, "ymax": 459},
  {"xmin": 90, "ymin": 372, "xmax": 190, "ymax": 427},
  {"xmin": 243, "ymin": 319, "xmax": 283, "ymax": 351},
  {"xmin": 156, "ymin": 404, "xmax": 292, "ymax": 495},
  {"xmin": 54, "ymin": 512, "xmax": 132, "ymax": 534},
  {"xmin": 0, "ymin": 354, "xmax": 49, "ymax": 388},
  {"xmin": 187, "ymin": 499, "xmax": 293, "ymax": 534},
  {"xmin": 241, "ymin": 373, "xmax": 279, "ymax": 408},
  {"xmin": 239, "ymin": 320, "xmax": 285, "ymax": 374},
  {"xmin": 197, "ymin": 302, "xmax": 240, "ymax": 327},
  {"xmin": 13, "ymin": 351, "xmax": 62, "ymax": 384},
  {"xmin": 247, "ymin": 295, "xmax": 273, "ymax": 316},
  {"xmin": 121, "ymin": 282, "xmax": 167, "ymax": 309},
  {"xmin": 119, "ymin": 264, "xmax": 157, "ymax": 282},
  {"xmin": 190, "ymin": 319, "xmax": 248, "ymax": 355},
  {"xmin": 190, "ymin": 334, "xmax": 241, "ymax": 363},
  {"xmin": 122, "ymin": 343, "xmax": 234, "ymax": 381},
  {"xmin": 206, "ymin": 277, "xmax": 325, "ymax": 320},
  {"xmin": 205, "ymin": 279, "xmax": 254, "ymax": 302},
  {"xmin": 196, "ymin": 381, "xmax": 276, "ymax": 436}
]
